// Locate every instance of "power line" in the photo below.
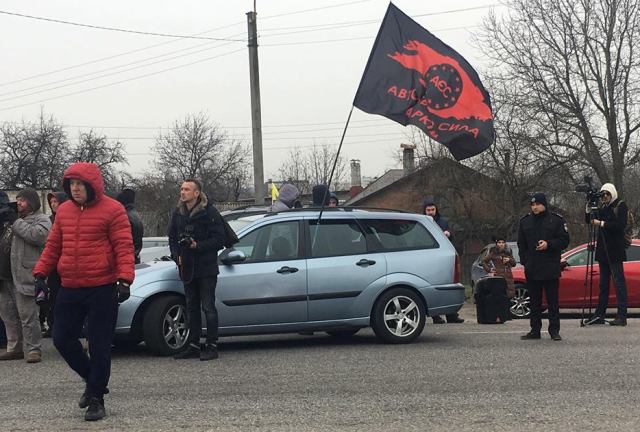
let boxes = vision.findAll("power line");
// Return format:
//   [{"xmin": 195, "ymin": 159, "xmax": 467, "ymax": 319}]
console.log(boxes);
[
  {"xmin": 0, "ymin": 21, "xmax": 246, "ymax": 88},
  {"xmin": 257, "ymin": 3, "xmax": 504, "ymax": 36},
  {"xmin": 0, "ymin": 40, "xmax": 241, "ymax": 102},
  {"xmin": 0, "ymin": 34, "xmax": 245, "ymax": 98},
  {"xmin": 0, "ymin": 118, "xmax": 390, "ymax": 130},
  {"xmin": 0, "ymin": 48, "xmax": 246, "ymax": 113},
  {"xmin": 124, "ymin": 136, "xmax": 407, "ymax": 155},
  {"xmin": 0, "ymin": 10, "xmax": 244, "ymax": 41},
  {"xmin": 260, "ymin": 24, "xmax": 478, "ymax": 47},
  {"xmin": 0, "ymin": 2, "xmax": 502, "ymax": 87},
  {"xmin": 0, "ymin": 2, "xmax": 502, "ymax": 98},
  {"xmin": 413, "ymin": 3, "xmax": 505, "ymax": 17},
  {"xmin": 72, "ymin": 131, "xmax": 408, "ymax": 141},
  {"xmin": 0, "ymin": 1, "xmax": 376, "ymax": 90},
  {"xmin": 260, "ymin": 0, "xmax": 373, "ymax": 20}
]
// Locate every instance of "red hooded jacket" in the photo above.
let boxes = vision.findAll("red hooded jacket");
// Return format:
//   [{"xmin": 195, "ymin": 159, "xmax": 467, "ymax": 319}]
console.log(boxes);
[{"xmin": 34, "ymin": 162, "xmax": 135, "ymax": 287}]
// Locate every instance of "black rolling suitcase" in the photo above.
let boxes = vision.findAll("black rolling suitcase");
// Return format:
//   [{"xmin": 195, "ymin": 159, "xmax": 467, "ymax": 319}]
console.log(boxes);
[{"xmin": 475, "ymin": 276, "xmax": 511, "ymax": 324}]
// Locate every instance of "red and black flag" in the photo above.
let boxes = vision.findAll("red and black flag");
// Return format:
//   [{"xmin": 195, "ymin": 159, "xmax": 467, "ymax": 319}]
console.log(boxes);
[{"xmin": 353, "ymin": 3, "xmax": 494, "ymax": 160}]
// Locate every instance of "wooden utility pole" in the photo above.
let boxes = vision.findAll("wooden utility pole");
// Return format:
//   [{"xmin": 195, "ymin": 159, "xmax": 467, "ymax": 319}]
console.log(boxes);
[{"xmin": 247, "ymin": 10, "xmax": 264, "ymax": 205}]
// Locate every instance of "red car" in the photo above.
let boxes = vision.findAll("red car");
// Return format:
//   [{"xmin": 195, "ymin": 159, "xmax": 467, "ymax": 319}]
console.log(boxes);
[{"xmin": 509, "ymin": 239, "xmax": 640, "ymax": 317}]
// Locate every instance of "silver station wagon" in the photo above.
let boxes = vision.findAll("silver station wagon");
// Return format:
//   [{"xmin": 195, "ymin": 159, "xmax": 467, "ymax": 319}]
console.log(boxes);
[{"xmin": 114, "ymin": 208, "xmax": 464, "ymax": 355}]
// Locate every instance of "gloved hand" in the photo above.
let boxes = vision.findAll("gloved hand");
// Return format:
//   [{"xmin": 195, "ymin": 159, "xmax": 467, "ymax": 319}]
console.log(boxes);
[
  {"xmin": 116, "ymin": 280, "xmax": 131, "ymax": 303},
  {"xmin": 34, "ymin": 277, "xmax": 49, "ymax": 306}
]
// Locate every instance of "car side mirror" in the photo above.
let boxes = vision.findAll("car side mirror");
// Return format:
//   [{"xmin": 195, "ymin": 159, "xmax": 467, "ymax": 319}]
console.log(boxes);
[
  {"xmin": 560, "ymin": 260, "xmax": 569, "ymax": 270},
  {"xmin": 221, "ymin": 250, "xmax": 246, "ymax": 265}
]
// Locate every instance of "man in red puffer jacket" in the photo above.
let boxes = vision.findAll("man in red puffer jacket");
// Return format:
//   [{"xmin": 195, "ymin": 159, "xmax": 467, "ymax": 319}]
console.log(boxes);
[{"xmin": 33, "ymin": 162, "xmax": 134, "ymax": 422}]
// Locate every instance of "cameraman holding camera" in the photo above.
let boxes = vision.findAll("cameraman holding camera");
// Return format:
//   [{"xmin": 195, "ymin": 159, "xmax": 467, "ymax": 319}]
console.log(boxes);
[
  {"xmin": 169, "ymin": 179, "xmax": 225, "ymax": 361},
  {"xmin": 585, "ymin": 183, "xmax": 628, "ymax": 326}
]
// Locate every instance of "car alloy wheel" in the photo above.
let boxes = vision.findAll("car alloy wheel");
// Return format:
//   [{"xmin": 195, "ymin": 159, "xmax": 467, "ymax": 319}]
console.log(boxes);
[
  {"xmin": 510, "ymin": 285, "xmax": 531, "ymax": 318},
  {"xmin": 382, "ymin": 295, "xmax": 421, "ymax": 337},
  {"xmin": 143, "ymin": 296, "xmax": 190, "ymax": 356},
  {"xmin": 371, "ymin": 288, "xmax": 426, "ymax": 344},
  {"xmin": 163, "ymin": 304, "xmax": 189, "ymax": 350}
]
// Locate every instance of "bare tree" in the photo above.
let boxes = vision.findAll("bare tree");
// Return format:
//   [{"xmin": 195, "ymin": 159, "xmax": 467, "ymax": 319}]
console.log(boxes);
[
  {"xmin": 480, "ymin": 0, "xmax": 640, "ymax": 194},
  {"xmin": 0, "ymin": 112, "xmax": 68, "ymax": 189},
  {"xmin": 277, "ymin": 143, "xmax": 348, "ymax": 194},
  {"xmin": 153, "ymin": 113, "xmax": 250, "ymax": 201}
]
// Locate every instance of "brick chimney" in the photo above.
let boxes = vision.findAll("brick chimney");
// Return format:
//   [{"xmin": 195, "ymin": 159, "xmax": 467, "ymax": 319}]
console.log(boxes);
[
  {"xmin": 401, "ymin": 143, "xmax": 416, "ymax": 176},
  {"xmin": 350, "ymin": 159, "xmax": 363, "ymax": 197}
]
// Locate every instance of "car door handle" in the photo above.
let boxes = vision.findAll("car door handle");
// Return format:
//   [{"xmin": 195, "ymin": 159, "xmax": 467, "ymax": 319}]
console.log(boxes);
[
  {"xmin": 277, "ymin": 266, "xmax": 299, "ymax": 274},
  {"xmin": 356, "ymin": 259, "xmax": 376, "ymax": 267}
]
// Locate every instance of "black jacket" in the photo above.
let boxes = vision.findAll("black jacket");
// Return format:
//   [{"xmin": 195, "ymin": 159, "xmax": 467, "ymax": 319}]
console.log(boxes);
[
  {"xmin": 168, "ymin": 193, "xmax": 226, "ymax": 282},
  {"xmin": 124, "ymin": 204, "xmax": 144, "ymax": 264},
  {"xmin": 585, "ymin": 199, "xmax": 627, "ymax": 263},
  {"xmin": 517, "ymin": 210, "xmax": 570, "ymax": 280}
]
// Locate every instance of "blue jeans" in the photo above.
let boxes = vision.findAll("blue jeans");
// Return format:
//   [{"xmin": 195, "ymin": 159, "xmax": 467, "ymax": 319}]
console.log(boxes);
[
  {"xmin": 595, "ymin": 261, "xmax": 627, "ymax": 318},
  {"xmin": 184, "ymin": 276, "xmax": 218, "ymax": 345}
]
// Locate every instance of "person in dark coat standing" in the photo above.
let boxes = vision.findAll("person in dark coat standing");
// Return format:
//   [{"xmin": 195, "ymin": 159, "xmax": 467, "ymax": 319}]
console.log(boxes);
[
  {"xmin": 168, "ymin": 179, "xmax": 226, "ymax": 361},
  {"xmin": 116, "ymin": 187, "xmax": 144, "ymax": 264},
  {"xmin": 422, "ymin": 198, "xmax": 464, "ymax": 324},
  {"xmin": 584, "ymin": 183, "xmax": 629, "ymax": 326},
  {"xmin": 40, "ymin": 191, "xmax": 68, "ymax": 337},
  {"xmin": 517, "ymin": 193, "xmax": 570, "ymax": 341}
]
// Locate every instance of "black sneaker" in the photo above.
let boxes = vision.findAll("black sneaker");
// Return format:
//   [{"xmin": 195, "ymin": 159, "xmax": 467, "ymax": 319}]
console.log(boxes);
[
  {"xmin": 78, "ymin": 385, "xmax": 91, "ymax": 408},
  {"xmin": 432, "ymin": 316, "xmax": 446, "ymax": 324},
  {"xmin": 520, "ymin": 332, "xmax": 541, "ymax": 340},
  {"xmin": 84, "ymin": 397, "xmax": 105, "ymax": 421},
  {"xmin": 609, "ymin": 317, "xmax": 627, "ymax": 326},
  {"xmin": 550, "ymin": 333, "xmax": 562, "ymax": 341},
  {"xmin": 585, "ymin": 316, "xmax": 605, "ymax": 325},
  {"xmin": 173, "ymin": 343, "xmax": 200, "ymax": 359},
  {"xmin": 200, "ymin": 344, "xmax": 219, "ymax": 361},
  {"xmin": 446, "ymin": 315, "xmax": 465, "ymax": 324}
]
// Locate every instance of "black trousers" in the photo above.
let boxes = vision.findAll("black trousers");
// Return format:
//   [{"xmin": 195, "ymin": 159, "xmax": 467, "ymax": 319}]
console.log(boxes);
[
  {"xmin": 527, "ymin": 278, "xmax": 560, "ymax": 335},
  {"xmin": 595, "ymin": 261, "xmax": 628, "ymax": 318},
  {"xmin": 184, "ymin": 276, "xmax": 218, "ymax": 345},
  {"xmin": 53, "ymin": 284, "xmax": 118, "ymax": 397}
]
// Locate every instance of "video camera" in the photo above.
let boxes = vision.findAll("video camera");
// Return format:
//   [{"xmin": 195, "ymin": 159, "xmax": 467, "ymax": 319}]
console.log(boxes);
[{"xmin": 575, "ymin": 176, "xmax": 604, "ymax": 207}]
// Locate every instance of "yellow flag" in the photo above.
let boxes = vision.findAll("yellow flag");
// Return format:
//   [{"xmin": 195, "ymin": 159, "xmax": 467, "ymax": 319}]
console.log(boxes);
[{"xmin": 271, "ymin": 182, "xmax": 279, "ymax": 202}]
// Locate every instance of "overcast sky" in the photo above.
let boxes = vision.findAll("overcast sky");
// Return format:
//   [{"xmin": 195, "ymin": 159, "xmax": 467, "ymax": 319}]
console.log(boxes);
[{"xmin": 0, "ymin": 0, "xmax": 507, "ymax": 181}]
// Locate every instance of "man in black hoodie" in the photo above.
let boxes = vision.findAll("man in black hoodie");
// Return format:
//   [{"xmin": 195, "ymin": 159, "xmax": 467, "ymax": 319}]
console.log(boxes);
[
  {"xmin": 116, "ymin": 187, "xmax": 144, "ymax": 264},
  {"xmin": 421, "ymin": 198, "xmax": 464, "ymax": 324}
]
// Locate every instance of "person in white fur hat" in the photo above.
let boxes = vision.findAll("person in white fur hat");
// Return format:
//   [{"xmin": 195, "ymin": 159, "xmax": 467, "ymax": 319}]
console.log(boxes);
[{"xmin": 585, "ymin": 183, "xmax": 629, "ymax": 326}]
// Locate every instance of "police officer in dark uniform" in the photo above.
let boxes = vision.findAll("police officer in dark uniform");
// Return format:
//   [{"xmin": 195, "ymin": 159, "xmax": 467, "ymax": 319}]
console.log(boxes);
[{"xmin": 517, "ymin": 193, "xmax": 570, "ymax": 341}]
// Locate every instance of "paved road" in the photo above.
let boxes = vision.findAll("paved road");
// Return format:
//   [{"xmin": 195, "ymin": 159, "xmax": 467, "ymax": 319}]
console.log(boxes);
[{"xmin": 1, "ymin": 304, "xmax": 639, "ymax": 431}]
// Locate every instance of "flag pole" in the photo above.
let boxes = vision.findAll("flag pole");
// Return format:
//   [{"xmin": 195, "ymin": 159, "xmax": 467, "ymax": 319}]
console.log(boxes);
[{"xmin": 316, "ymin": 105, "xmax": 354, "ymax": 225}]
